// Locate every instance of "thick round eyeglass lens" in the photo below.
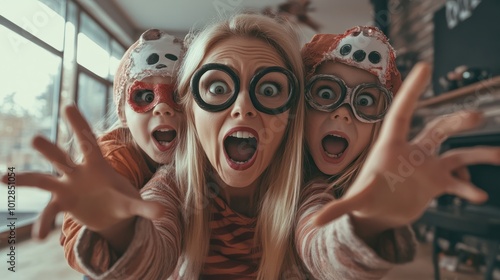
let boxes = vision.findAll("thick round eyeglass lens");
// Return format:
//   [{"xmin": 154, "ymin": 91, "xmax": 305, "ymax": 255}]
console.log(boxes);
[
  {"xmin": 197, "ymin": 69, "xmax": 235, "ymax": 106},
  {"xmin": 254, "ymin": 71, "xmax": 290, "ymax": 110},
  {"xmin": 309, "ymin": 78, "xmax": 343, "ymax": 107},
  {"xmin": 353, "ymin": 85, "xmax": 389, "ymax": 118}
]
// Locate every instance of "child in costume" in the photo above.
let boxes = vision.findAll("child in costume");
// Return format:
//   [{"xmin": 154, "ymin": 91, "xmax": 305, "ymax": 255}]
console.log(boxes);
[
  {"xmin": 295, "ymin": 26, "xmax": 500, "ymax": 279},
  {"xmin": 59, "ymin": 28, "xmax": 184, "ymax": 274},
  {"xmin": 302, "ymin": 26, "xmax": 401, "ymax": 195}
]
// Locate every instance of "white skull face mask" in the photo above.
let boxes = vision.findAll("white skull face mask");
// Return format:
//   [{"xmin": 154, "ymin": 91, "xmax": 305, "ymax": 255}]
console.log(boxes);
[
  {"xmin": 114, "ymin": 29, "xmax": 183, "ymax": 123},
  {"xmin": 128, "ymin": 31, "xmax": 182, "ymax": 81}
]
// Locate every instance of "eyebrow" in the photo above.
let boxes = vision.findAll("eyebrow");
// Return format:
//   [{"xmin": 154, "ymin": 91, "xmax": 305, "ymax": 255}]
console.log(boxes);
[
  {"xmin": 207, "ymin": 63, "xmax": 284, "ymax": 77},
  {"xmin": 254, "ymin": 65, "xmax": 285, "ymax": 74}
]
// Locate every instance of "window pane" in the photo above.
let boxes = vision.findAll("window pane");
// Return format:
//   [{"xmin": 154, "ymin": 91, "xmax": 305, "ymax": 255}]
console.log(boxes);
[
  {"xmin": 77, "ymin": 73, "xmax": 107, "ymax": 126},
  {"xmin": 0, "ymin": 25, "xmax": 60, "ymax": 214},
  {"xmin": 109, "ymin": 40, "xmax": 125, "ymax": 81},
  {"xmin": 107, "ymin": 86, "xmax": 118, "ymax": 128},
  {"xmin": 0, "ymin": 0, "xmax": 65, "ymax": 50},
  {"xmin": 77, "ymin": 13, "xmax": 110, "ymax": 78},
  {"xmin": 80, "ymin": 13, "xmax": 109, "ymax": 50}
]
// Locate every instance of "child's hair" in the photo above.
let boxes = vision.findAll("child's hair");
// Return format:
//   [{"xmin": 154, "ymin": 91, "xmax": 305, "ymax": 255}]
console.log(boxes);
[
  {"xmin": 67, "ymin": 29, "xmax": 183, "ymax": 161},
  {"xmin": 301, "ymin": 26, "xmax": 402, "ymax": 196},
  {"xmin": 175, "ymin": 13, "xmax": 305, "ymax": 279}
]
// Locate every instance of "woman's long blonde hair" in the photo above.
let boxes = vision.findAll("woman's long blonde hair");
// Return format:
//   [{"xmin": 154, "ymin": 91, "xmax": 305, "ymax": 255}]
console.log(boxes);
[{"xmin": 175, "ymin": 13, "xmax": 305, "ymax": 279}]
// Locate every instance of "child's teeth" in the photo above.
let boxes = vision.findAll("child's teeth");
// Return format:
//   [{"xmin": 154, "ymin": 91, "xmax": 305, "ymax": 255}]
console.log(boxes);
[{"xmin": 326, "ymin": 151, "xmax": 343, "ymax": 158}]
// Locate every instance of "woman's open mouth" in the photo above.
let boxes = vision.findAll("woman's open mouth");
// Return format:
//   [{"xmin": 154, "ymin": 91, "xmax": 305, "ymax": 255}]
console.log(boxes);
[
  {"xmin": 223, "ymin": 128, "xmax": 258, "ymax": 170},
  {"xmin": 152, "ymin": 127, "xmax": 177, "ymax": 151},
  {"xmin": 321, "ymin": 133, "xmax": 349, "ymax": 163}
]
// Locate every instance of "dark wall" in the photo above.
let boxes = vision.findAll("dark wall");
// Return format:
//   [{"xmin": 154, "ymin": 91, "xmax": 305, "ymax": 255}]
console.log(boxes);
[
  {"xmin": 433, "ymin": 0, "xmax": 500, "ymax": 95},
  {"xmin": 442, "ymin": 134, "xmax": 500, "ymax": 208}
]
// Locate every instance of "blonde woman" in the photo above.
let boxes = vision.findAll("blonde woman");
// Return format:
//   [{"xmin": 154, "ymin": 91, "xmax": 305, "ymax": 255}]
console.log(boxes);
[{"xmin": 172, "ymin": 13, "xmax": 306, "ymax": 279}]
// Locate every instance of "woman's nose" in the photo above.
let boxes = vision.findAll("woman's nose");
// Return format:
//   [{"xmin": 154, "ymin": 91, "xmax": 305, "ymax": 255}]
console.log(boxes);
[{"xmin": 230, "ymin": 90, "xmax": 257, "ymax": 118}]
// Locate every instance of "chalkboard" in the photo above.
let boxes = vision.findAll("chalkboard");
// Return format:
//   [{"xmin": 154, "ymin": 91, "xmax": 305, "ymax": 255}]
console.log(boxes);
[{"xmin": 433, "ymin": 0, "xmax": 500, "ymax": 95}]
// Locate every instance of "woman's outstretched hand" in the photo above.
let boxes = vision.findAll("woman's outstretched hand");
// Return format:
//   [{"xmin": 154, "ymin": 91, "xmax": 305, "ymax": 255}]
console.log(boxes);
[
  {"xmin": 1, "ymin": 105, "xmax": 164, "ymax": 240},
  {"xmin": 314, "ymin": 63, "xmax": 500, "ymax": 230}
]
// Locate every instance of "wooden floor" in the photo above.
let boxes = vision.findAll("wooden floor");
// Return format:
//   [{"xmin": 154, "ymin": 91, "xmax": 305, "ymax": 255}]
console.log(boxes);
[
  {"xmin": 1, "ymin": 229, "xmax": 82, "ymax": 280},
  {"xmin": 0, "ymin": 227, "xmax": 489, "ymax": 280},
  {"xmin": 385, "ymin": 244, "xmax": 485, "ymax": 280}
]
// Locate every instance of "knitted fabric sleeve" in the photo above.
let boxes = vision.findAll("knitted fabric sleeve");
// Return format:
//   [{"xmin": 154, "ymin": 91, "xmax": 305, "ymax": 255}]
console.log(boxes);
[
  {"xmin": 295, "ymin": 181, "xmax": 417, "ymax": 280},
  {"xmin": 60, "ymin": 135, "xmax": 152, "ymax": 274}
]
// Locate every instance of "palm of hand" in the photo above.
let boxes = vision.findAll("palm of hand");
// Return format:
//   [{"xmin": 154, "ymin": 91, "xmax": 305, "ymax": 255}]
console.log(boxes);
[
  {"xmin": 2, "ymin": 105, "xmax": 163, "ymax": 238},
  {"xmin": 315, "ymin": 63, "xmax": 500, "ymax": 229},
  {"xmin": 51, "ymin": 156, "xmax": 141, "ymax": 231}
]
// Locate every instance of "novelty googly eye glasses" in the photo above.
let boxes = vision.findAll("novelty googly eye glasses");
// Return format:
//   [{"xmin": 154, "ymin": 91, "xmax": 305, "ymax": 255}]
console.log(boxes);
[
  {"xmin": 191, "ymin": 63, "xmax": 299, "ymax": 115},
  {"xmin": 305, "ymin": 74, "xmax": 393, "ymax": 123}
]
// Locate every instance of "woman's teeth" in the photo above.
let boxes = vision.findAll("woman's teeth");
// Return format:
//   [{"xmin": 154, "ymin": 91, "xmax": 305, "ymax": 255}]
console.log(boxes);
[{"xmin": 229, "ymin": 131, "xmax": 256, "ymax": 139}]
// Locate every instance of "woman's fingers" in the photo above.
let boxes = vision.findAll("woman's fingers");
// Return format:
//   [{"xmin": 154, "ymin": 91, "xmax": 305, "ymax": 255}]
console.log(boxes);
[
  {"xmin": 63, "ymin": 105, "xmax": 103, "ymax": 163},
  {"xmin": 440, "ymin": 146, "xmax": 500, "ymax": 204},
  {"xmin": 446, "ymin": 179, "xmax": 488, "ymax": 204},
  {"xmin": 32, "ymin": 200, "xmax": 61, "ymax": 239},
  {"xmin": 441, "ymin": 146, "xmax": 500, "ymax": 171},
  {"xmin": 2, "ymin": 173, "xmax": 62, "ymax": 193},
  {"xmin": 452, "ymin": 166, "xmax": 471, "ymax": 182},
  {"xmin": 32, "ymin": 136, "xmax": 76, "ymax": 174},
  {"xmin": 411, "ymin": 111, "xmax": 484, "ymax": 153},
  {"xmin": 379, "ymin": 63, "xmax": 432, "ymax": 144}
]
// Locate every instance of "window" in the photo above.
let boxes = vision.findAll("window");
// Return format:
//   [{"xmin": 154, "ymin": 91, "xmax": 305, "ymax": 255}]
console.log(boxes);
[
  {"xmin": 77, "ymin": 13, "xmax": 110, "ymax": 78},
  {"xmin": 76, "ymin": 13, "xmax": 125, "ymax": 129},
  {"xmin": 0, "ymin": 0, "xmax": 127, "ymax": 232},
  {"xmin": 1, "ymin": 0, "xmax": 65, "ymax": 51},
  {"xmin": 77, "ymin": 72, "xmax": 107, "ymax": 125},
  {"xmin": 109, "ymin": 40, "xmax": 125, "ymax": 81},
  {"xmin": 0, "ymin": 23, "xmax": 61, "ymax": 220}
]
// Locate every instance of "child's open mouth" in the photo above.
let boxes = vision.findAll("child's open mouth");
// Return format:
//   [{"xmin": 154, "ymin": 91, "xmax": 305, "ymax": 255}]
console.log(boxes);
[
  {"xmin": 152, "ymin": 128, "xmax": 177, "ymax": 151},
  {"xmin": 322, "ymin": 134, "xmax": 349, "ymax": 158},
  {"xmin": 223, "ymin": 129, "xmax": 258, "ymax": 170}
]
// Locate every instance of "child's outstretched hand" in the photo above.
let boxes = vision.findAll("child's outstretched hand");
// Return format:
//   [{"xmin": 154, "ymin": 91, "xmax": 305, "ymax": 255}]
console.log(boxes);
[
  {"xmin": 314, "ymin": 63, "xmax": 500, "ymax": 231},
  {"xmin": 1, "ymin": 105, "xmax": 164, "ymax": 240}
]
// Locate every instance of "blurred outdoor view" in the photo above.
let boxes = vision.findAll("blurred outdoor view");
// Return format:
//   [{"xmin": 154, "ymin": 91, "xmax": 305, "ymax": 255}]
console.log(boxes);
[{"xmin": 0, "ymin": 0, "xmax": 123, "ymax": 221}]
